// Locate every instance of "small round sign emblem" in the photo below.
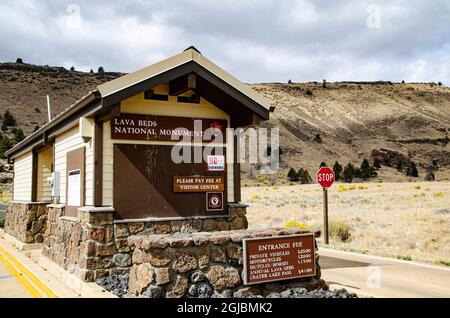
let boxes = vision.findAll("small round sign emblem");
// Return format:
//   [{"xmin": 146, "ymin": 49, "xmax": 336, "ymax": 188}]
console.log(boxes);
[{"xmin": 206, "ymin": 192, "xmax": 223, "ymax": 211}]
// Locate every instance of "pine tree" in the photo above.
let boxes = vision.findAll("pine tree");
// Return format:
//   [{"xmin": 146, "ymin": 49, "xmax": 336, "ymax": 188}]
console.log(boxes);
[
  {"xmin": 98, "ymin": 66, "xmax": 105, "ymax": 73},
  {"xmin": 13, "ymin": 128, "xmax": 25, "ymax": 143},
  {"xmin": 3, "ymin": 110, "xmax": 16, "ymax": 126},
  {"xmin": 333, "ymin": 161, "xmax": 343, "ymax": 180},
  {"xmin": 373, "ymin": 158, "xmax": 381, "ymax": 169},
  {"xmin": 406, "ymin": 162, "xmax": 419, "ymax": 177},
  {"xmin": 0, "ymin": 136, "xmax": 11, "ymax": 158},
  {"xmin": 354, "ymin": 167, "xmax": 362, "ymax": 178},
  {"xmin": 343, "ymin": 163, "xmax": 355, "ymax": 183},
  {"xmin": 287, "ymin": 168, "xmax": 298, "ymax": 181},
  {"xmin": 320, "ymin": 162, "xmax": 327, "ymax": 168},
  {"xmin": 396, "ymin": 160, "xmax": 403, "ymax": 172},
  {"xmin": 299, "ymin": 169, "xmax": 312, "ymax": 184},
  {"xmin": 360, "ymin": 159, "xmax": 372, "ymax": 179}
]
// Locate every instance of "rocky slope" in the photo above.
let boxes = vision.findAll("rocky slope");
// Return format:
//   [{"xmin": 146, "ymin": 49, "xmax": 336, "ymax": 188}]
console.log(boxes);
[{"xmin": 251, "ymin": 81, "xmax": 450, "ymax": 182}]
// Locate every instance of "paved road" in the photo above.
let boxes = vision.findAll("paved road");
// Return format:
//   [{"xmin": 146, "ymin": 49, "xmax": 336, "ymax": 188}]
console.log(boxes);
[{"xmin": 319, "ymin": 248, "xmax": 450, "ymax": 298}]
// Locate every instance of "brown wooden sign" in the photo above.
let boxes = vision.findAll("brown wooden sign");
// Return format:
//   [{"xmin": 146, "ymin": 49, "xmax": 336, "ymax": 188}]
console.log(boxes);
[
  {"xmin": 111, "ymin": 113, "xmax": 227, "ymax": 142},
  {"xmin": 173, "ymin": 176, "xmax": 224, "ymax": 193},
  {"xmin": 243, "ymin": 234, "xmax": 316, "ymax": 285}
]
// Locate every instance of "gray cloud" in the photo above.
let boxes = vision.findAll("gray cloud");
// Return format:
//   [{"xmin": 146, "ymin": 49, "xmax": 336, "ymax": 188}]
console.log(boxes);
[{"xmin": 0, "ymin": 0, "xmax": 449, "ymax": 85}]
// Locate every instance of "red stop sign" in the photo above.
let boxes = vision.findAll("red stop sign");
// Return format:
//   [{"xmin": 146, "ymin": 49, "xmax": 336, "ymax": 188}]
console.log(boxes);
[{"xmin": 317, "ymin": 167, "xmax": 335, "ymax": 188}]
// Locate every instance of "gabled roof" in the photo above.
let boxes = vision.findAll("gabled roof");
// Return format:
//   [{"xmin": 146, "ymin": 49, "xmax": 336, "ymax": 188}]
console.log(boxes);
[
  {"xmin": 97, "ymin": 47, "xmax": 271, "ymax": 111},
  {"xmin": 6, "ymin": 47, "xmax": 273, "ymax": 159}
]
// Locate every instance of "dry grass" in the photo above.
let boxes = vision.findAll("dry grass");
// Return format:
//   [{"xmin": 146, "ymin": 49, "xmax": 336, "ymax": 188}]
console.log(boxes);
[
  {"xmin": 0, "ymin": 190, "xmax": 11, "ymax": 204},
  {"xmin": 243, "ymin": 182, "xmax": 450, "ymax": 265}
]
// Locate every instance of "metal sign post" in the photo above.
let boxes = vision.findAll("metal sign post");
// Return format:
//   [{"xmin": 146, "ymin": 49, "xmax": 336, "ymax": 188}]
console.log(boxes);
[
  {"xmin": 316, "ymin": 167, "xmax": 335, "ymax": 245},
  {"xmin": 323, "ymin": 187, "xmax": 329, "ymax": 244}
]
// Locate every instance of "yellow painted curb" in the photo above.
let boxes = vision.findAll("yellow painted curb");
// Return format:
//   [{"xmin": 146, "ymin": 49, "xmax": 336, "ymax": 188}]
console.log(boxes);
[
  {"xmin": 0, "ymin": 244, "xmax": 58, "ymax": 298},
  {"xmin": 0, "ymin": 253, "xmax": 42, "ymax": 298}
]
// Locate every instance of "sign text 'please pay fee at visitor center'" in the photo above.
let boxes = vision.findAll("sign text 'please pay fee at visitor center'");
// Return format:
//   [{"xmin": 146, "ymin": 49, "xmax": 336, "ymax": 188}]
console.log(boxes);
[
  {"xmin": 173, "ymin": 176, "xmax": 224, "ymax": 192},
  {"xmin": 111, "ymin": 113, "xmax": 227, "ymax": 142},
  {"xmin": 243, "ymin": 234, "xmax": 316, "ymax": 285}
]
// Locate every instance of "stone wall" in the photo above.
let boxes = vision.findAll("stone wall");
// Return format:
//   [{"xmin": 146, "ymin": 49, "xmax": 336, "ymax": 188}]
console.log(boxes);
[
  {"xmin": 41, "ymin": 204, "xmax": 249, "ymax": 288},
  {"xmin": 4, "ymin": 202, "xmax": 49, "ymax": 244},
  {"xmin": 120, "ymin": 228, "xmax": 324, "ymax": 298}
]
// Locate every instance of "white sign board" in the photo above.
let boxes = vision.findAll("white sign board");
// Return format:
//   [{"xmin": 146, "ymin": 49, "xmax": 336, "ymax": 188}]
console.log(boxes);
[
  {"xmin": 67, "ymin": 169, "xmax": 81, "ymax": 206},
  {"xmin": 207, "ymin": 155, "xmax": 225, "ymax": 171}
]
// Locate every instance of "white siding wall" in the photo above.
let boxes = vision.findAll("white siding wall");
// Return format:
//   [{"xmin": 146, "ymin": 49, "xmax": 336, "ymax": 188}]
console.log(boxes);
[
  {"xmin": 54, "ymin": 126, "xmax": 94, "ymax": 205},
  {"xmin": 13, "ymin": 152, "xmax": 33, "ymax": 201}
]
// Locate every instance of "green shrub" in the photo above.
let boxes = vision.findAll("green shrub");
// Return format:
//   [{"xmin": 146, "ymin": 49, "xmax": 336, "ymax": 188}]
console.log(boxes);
[
  {"xmin": 373, "ymin": 158, "xmax": 381, "ymax": 169},
  {"xmin": 396, "ymin": 159, "xmax": 404, "ymax": 172},
  {"xmin": 406, "ymin": 162, "xmax": 419, "ymax": 177},
  {"xmin": 3, "ymin": 110, "xmax": 16, "ymax": 126},
  {"xmin": 343, "ymin": 163, "xmax": 355, "ymax": 183},
  {"xmin": 0, "ymin": 219, "xmax": 4, "ymax": 228},
  {"xmin": 287, "ymin": 168, "xmax": 298, "ymax": 181},
  {"xmin": 297, "ymin": 168, "xmax": 312, "ymax": 184},
  {"xmin": 329, "ymin": 220, "xmax": 351, "ymax": 242}
]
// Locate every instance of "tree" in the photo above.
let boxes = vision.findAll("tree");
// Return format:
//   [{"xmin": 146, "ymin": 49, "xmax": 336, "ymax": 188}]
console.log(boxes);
[
  {"xmin": 287, "ymin": 168, "xmax": 298, "ymax": 182},
  {"xmin": 360, "ymin": 158, "xmax": 374, "ymax": 179},
  {"xmin": 343, "ymin": 163, "xmax": 355, "ymax": 183},
  {"xmin": 70, "ymin": 66, "xmax": 75, "ymax": 71},
  {"xmin": 373, "ymin": 158, "xmax": 381, "ymax": 169},
  {"xmin": 98, "ymin": 66, "xmax": 105, "ymax": 73},
  {"xmin": 0, "ymin": 136, "xmax": 11, "ymax": 158},
  {"xmin": 354, "ymin": 167, "xmax": 362, "ymax": 178},
  {"xmin": 298, "ymin": 169, "xmax": 312, "ymax": 184},
  {"xmin": 396, "ymin": 159, "xmax": 404, "ymax": 172},
  {"xmin": 16, "ymin": 58, "xmax": 23, "ymax": 64},
  {"xmin": 320, "ymin": 162, "xmax": 327, "ymax": 168},
  {"xmin": 3, "ymin": 110, "xmax": 16, "ymax": 126},
  {"xmin": 1, "ymin": 124, "xmax": 7, "ymax": 132},
  {"xmin": 406, "ymin": 162, "xmax": 419, "ymax": 177},
  {"xmin": 13, "ymin": 128, "xmax": 25, "ymax": 143},
  {"xmin": 90, "ymin": 69, "xmax": 94, "ymax": 74},
  {"xmin": 322, "ymin": 79, "xmax": 327, "ymax": 88},
  {"xmin": 333, "ymin": 161, "xmax": 343, "ymax": 180},
  {"xmin": 288, "ymin": 79, "xmax": 292, "ymax": 84}
]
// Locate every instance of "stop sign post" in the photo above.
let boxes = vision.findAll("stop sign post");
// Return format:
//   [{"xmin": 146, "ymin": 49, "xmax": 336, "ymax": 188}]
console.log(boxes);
[{"xmin": 317, "ymin": 167, "xmax": 335, "ymax": 244}]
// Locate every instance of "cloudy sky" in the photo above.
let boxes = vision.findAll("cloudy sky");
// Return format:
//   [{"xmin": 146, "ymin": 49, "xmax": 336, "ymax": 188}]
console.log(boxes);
[{"xmin": 0, "ymin": 0, "xmax": 449, "ymax": 84}]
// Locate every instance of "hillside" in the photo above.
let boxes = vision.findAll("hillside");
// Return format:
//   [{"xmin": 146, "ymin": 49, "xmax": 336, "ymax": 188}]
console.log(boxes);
[
  {"xmin": 0, "ymin": 62, "xmax": 449, "ymax": 187},
  {"xmin": 249, "ymin": 81, "xmax": 450, "ymax": 183}
]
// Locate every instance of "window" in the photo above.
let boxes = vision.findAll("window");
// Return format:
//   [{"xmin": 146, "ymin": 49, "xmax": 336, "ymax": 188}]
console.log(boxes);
[
  {"xmin": 144, "ymin": 89, "xmax": 169, "ymax": 101},
  {"xmin": 177, "ymin": 93, "xmax": 200, "ymax": 104}
]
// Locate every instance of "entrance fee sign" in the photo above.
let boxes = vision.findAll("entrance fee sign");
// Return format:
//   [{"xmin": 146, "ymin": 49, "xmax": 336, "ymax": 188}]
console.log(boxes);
[
  {"xmin": 243, "ymin": 234, "xmax": 316, "ymax": 285},
  {"xmin": 316, "ymin": 167, "xmax": 335, "ymax": 188},
  {"xmin": 173, "ymin": 176, "xmax": 224, "ymax": 193},
  {"xmin": 111, "ymin": 113, "xmax": 227, "ymax": 142}
]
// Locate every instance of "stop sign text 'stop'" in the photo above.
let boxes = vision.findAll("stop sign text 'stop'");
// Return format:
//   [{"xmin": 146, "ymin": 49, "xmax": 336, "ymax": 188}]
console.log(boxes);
[{"xmin": 316, "ymin": 167, "xmax": 335, "ymax": 188}]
